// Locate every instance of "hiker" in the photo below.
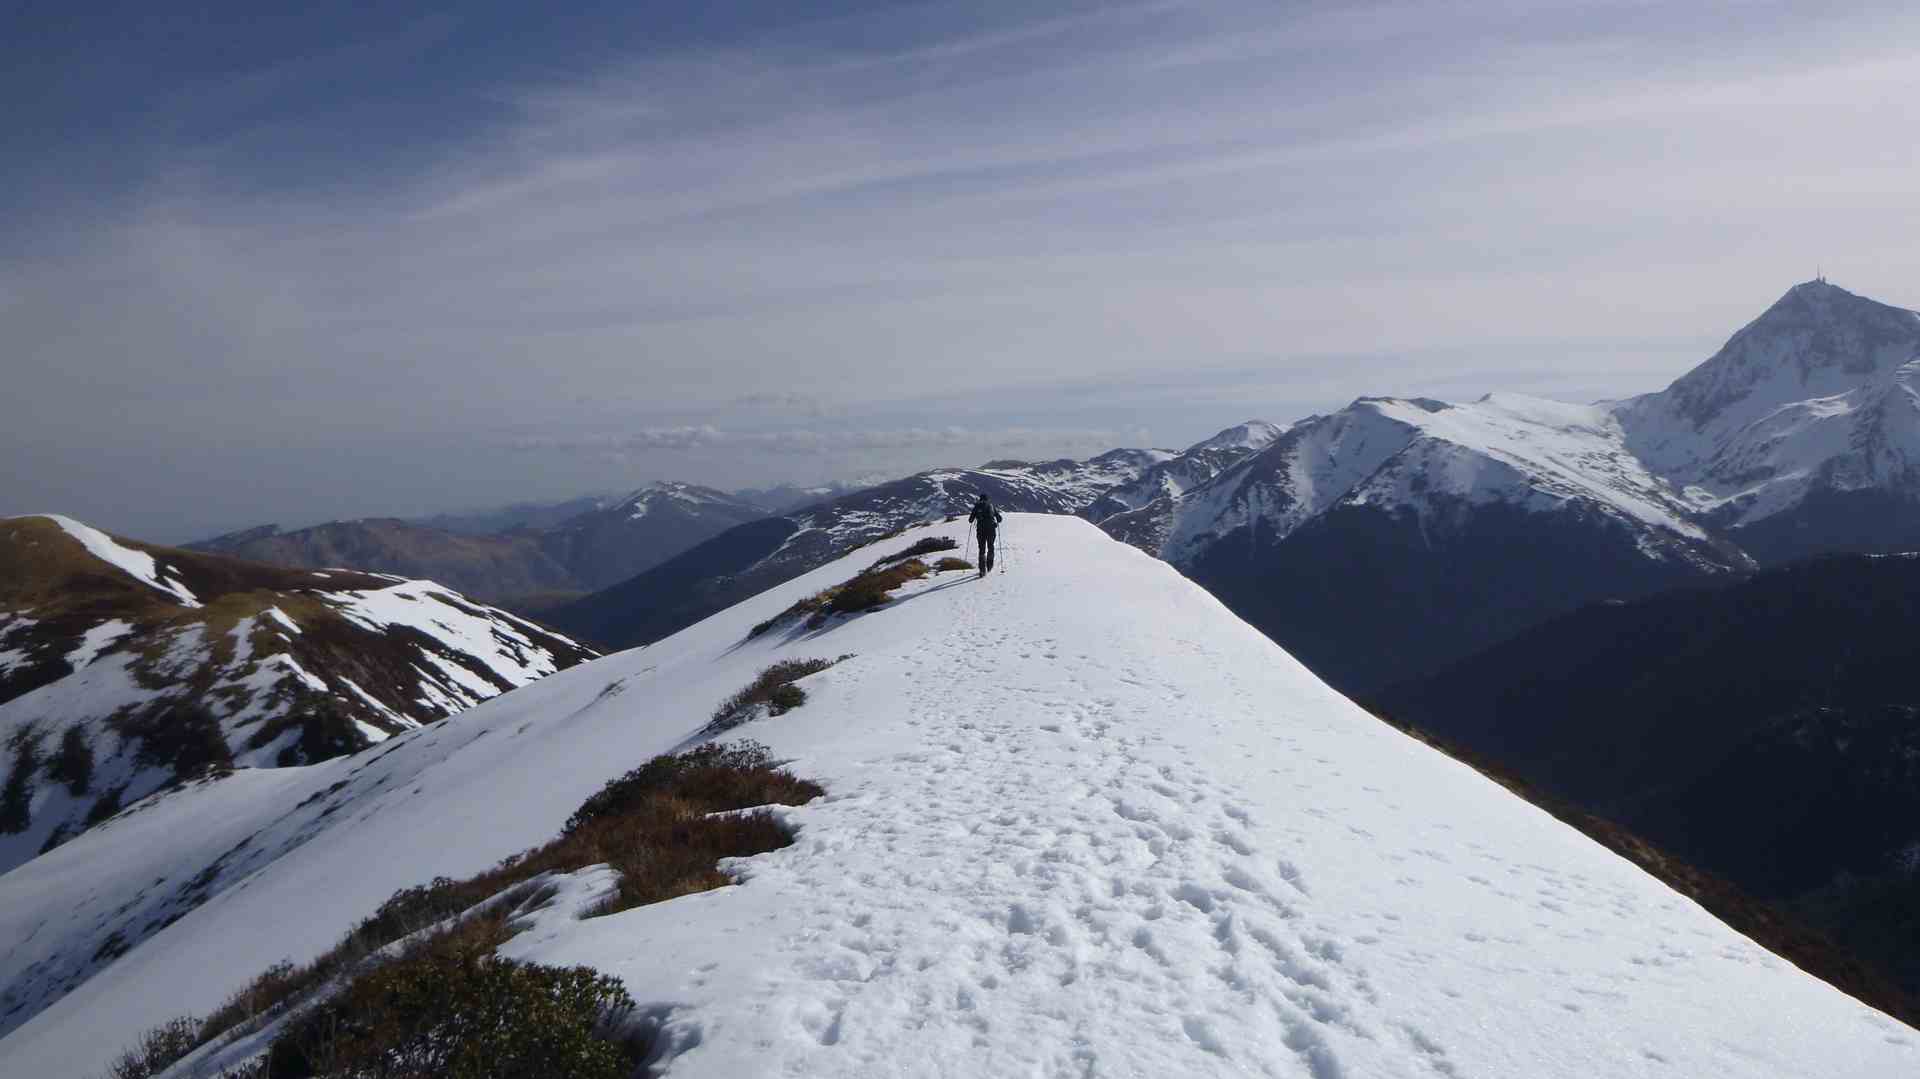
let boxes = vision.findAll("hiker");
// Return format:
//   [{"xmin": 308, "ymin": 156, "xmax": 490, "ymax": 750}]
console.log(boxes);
[{"xmin": 969, "ymin": 494, "xmax": 1003, "ymax": 573}]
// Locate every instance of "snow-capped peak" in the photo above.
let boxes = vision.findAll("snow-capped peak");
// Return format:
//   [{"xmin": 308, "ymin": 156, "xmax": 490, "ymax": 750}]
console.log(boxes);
[
  {"xmin": 1612, "ymin": 280, "xmax": 1920, "ymax": 528},
  {"xmin": 618, "ymin": 481, "xmax": 750, "ymax": 519},
  {"xmin": 1636, "ymin": 280, "xmax": 1920, "ymax": 436}
]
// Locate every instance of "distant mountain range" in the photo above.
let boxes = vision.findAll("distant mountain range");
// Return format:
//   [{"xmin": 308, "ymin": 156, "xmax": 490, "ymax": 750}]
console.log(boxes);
[
  {"xmin": 1372, "ymin": 551, "xmax": 1920, "ymax": 998},
  {"xmin": 412, "ymin": 494, "xmax": 614, "ymax": 536},
  {"xmin": 545, "ymin": 428, "xmax": 1280, "ymax": 650},
  {"xmin": 0, "ymin": 514, "xmax": 595, "ymax": 880},
  {"xmin": 186, "ymin": 281, "xmax": 1920, "ymax": 701},
  {"xmin": 1110, "ymin": 279, "xmax": 1920, "ymax": 691},
  {"xmin": 529, "ymin": 282, "xmax": 1920, "ymax": 694},
  {"xmin": 189, "ymin": 482, "xmax": 771, "ymax": 603}
]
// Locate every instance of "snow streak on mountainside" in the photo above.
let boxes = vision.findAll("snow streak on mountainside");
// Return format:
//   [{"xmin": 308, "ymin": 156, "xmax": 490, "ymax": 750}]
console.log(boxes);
[
  {"xmin": 1137, "ymin": 395, "xmax": 1727, "ymax": 570},
  {"xmin": 0, "ymin": 515, "xmax": 594, "ymax": 888},
  {"xmin": 3, "ymin": 517, "xmax": 1913, "ymax": 1077}
]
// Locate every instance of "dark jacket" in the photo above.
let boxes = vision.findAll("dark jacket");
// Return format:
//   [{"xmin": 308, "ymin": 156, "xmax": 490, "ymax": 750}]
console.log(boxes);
[{"xmin": 969, "ymin": 501, "xmax": 1002, "ymax": 534}]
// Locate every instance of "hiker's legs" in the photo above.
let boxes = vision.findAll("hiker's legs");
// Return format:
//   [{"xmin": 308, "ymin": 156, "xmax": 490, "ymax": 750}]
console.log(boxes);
[{"xmin": 981, "ymin": 530, "xmax": 997, "ymax": 570}]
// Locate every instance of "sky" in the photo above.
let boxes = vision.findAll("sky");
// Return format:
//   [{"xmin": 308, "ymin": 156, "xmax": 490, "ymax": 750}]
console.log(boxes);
[{"xmin": 4, "ymin": 0, "xmax": 1918, "ymax": 542}]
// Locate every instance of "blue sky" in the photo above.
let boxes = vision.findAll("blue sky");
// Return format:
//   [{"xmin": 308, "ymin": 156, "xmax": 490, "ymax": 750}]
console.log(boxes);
[{"xmin": 5, "ymin": 1, "xmax": 1919, "ymax": 541}]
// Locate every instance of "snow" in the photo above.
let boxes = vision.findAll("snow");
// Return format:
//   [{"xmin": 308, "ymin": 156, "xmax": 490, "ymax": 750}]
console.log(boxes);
[
  {"xmin": 324, "ymin": 582, "xmax": 570, "ymax": 687},
  {"xmin": 33, "ymin": 514, "xmax": 203, "ymax": 607},
  {"xmin": 0, "ymin": 651, "xmax": 175, "ymax": 874},
  {"xmin": 263, "ymin": 607, "xmax": 301, "ymax": 636},
  {"xmin": 1360, "ymin": 395, "xmax": 1707, "ymax": 538},
  {"xmin": 623, "ymin": 481, "xmax": 749, "ymax": 520},
  {"xmin": 61, "ymin": 619, "xmax": 134, "ymax": 670},
  {"xmin": 273, "ymin": 653, "xmax": 332, "ymax": 695},
  {"xmin": 337, "ymin": 677, "xmax": 409, "ymax": 728},
  {"xmin": 1186, "ymin": 419, "xmax": 1286, "ymax": 454},
  {"xmin": 1152, "ymin": 393, "xmax": 1729, "ymax": 570},
  {"xmin": 1, "ymin": 516, "xmax": 1911, "ymax": 1077}
]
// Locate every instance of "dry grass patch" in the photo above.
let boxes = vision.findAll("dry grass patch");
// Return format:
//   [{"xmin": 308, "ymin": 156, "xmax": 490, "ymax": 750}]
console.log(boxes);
[
  {"xmin": 934, "ymin": 557, "xmax": 974, "ymax": 573},
  {"xmin": 705, "ymin": 656, "xmax": 850, "ymax": 734},
  {"xmin": 866, "ymin": 536, "xmax": 957, "ymax": 570},
  {"xmin": 749, "ymin": 558, "xmax": 933, "ymax": 638},
  {"xmin": 99, "ymin": 741, "xmax": 822, "ymax": 1077},
  {"xmin": 825, "ymin": 559, "xmax": 929, "ymax": 616}
]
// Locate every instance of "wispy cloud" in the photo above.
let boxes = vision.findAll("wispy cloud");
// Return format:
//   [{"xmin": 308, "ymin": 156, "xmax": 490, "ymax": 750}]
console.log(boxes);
[
  {"xmin": 6, "ymin": 0, "xmax": 1920, "ymax": 539},
  {"xmin": 507, "ymin": 424, "xmax": 1135, "ymax": 457}
]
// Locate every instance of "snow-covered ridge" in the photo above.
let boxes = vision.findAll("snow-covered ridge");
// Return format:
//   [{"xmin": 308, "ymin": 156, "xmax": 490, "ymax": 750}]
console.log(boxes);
[
  {"xmin": 620, "ymin": 480, "xmax": 757, "ymax": 520},
  {"xmin": 1359, "ymin": 393, "xmax": 1707, "ymax": 537},
  {"xmin": 744, "ymin": 432, "xmax": 1270, "ymax": 585},
  {"xmin": 1149, "ymin": 392, "xmax": 1725, "ymax": 570},
  {"xmin": 2, "ymin": 516, "xmax": 1912, "ymax": 1077}
]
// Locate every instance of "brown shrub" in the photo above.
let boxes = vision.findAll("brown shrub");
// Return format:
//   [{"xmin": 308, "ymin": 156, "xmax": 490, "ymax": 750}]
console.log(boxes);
[
  {"xmin": 121, "ymin": 701, "xmax": 234, "ymax": 781},
  {"xmin": 47, "ymin": 726, "xmax": 94, "ymax": 796},
  {"xmin": 261, "ymin": 916, "xmax": 638, "ymax": 1079},
  {"xmin": 934, "ymin": 557, "xmax": 974, "ymax": 573},
  {"xmin": 867, "ymin": 536, "xmax": 957, "ymax": 570},
  {"xmin": 749, "ymin": 558, "xmax": 931, "ymax": 637},
  {"xmin": 0, "ymin": 735, "xmax": 37, "ymax": 833},
  {"xmin": 819, "ymin": 559, "xmax": 929, "ymax": 619},
  {"xmin": 103, "ymin": 1015, "xmax": 201, "ymax": 1079},
  {"xmin": 84, "ymin": 783, "xmax": 127, "ymax": 827},
  {"xmin": 706, "ymin": 657, "xmax": 846, "ymax": 733}
]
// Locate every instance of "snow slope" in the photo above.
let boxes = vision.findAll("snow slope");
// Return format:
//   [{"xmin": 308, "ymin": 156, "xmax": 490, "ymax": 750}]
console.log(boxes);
[{"xmin": 3, "ymin": 517, "xmax": 1913, "ymax": 1077}]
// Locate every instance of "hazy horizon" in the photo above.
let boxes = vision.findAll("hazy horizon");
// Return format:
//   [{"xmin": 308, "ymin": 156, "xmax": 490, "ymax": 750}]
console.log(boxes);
[{"xmin": 7, "ymin": 1, "xmax": 1918, "ymax": 543}]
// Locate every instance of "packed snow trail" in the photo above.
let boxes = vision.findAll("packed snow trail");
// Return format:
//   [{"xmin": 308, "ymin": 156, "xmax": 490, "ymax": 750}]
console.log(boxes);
[
  {"xmin": 508, "ymin": 517, "xmax": 1917, "ymax": 1077},
  {"xmin": 3, "ymin": 517, "xmax": 1913, "ymax": 1077}
]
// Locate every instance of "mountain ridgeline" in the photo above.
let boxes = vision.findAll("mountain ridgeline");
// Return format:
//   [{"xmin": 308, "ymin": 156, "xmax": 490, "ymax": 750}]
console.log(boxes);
[
  {"xmin": 547, "ymin": 432, "xmax": 1283, "ymax": 651},
  {"xmin": 189, "ymin": 482, "xmax": 770, "ymax": 604},
  {"xmin": 542, "ymin": 281, "xmax": 1920, "ymax": 695}
]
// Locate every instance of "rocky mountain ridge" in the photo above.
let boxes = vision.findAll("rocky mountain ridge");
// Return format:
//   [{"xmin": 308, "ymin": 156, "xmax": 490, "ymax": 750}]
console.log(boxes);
[{"xmin": 0, "ymin": 514, "xmax": 594, "ymax": 881}]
